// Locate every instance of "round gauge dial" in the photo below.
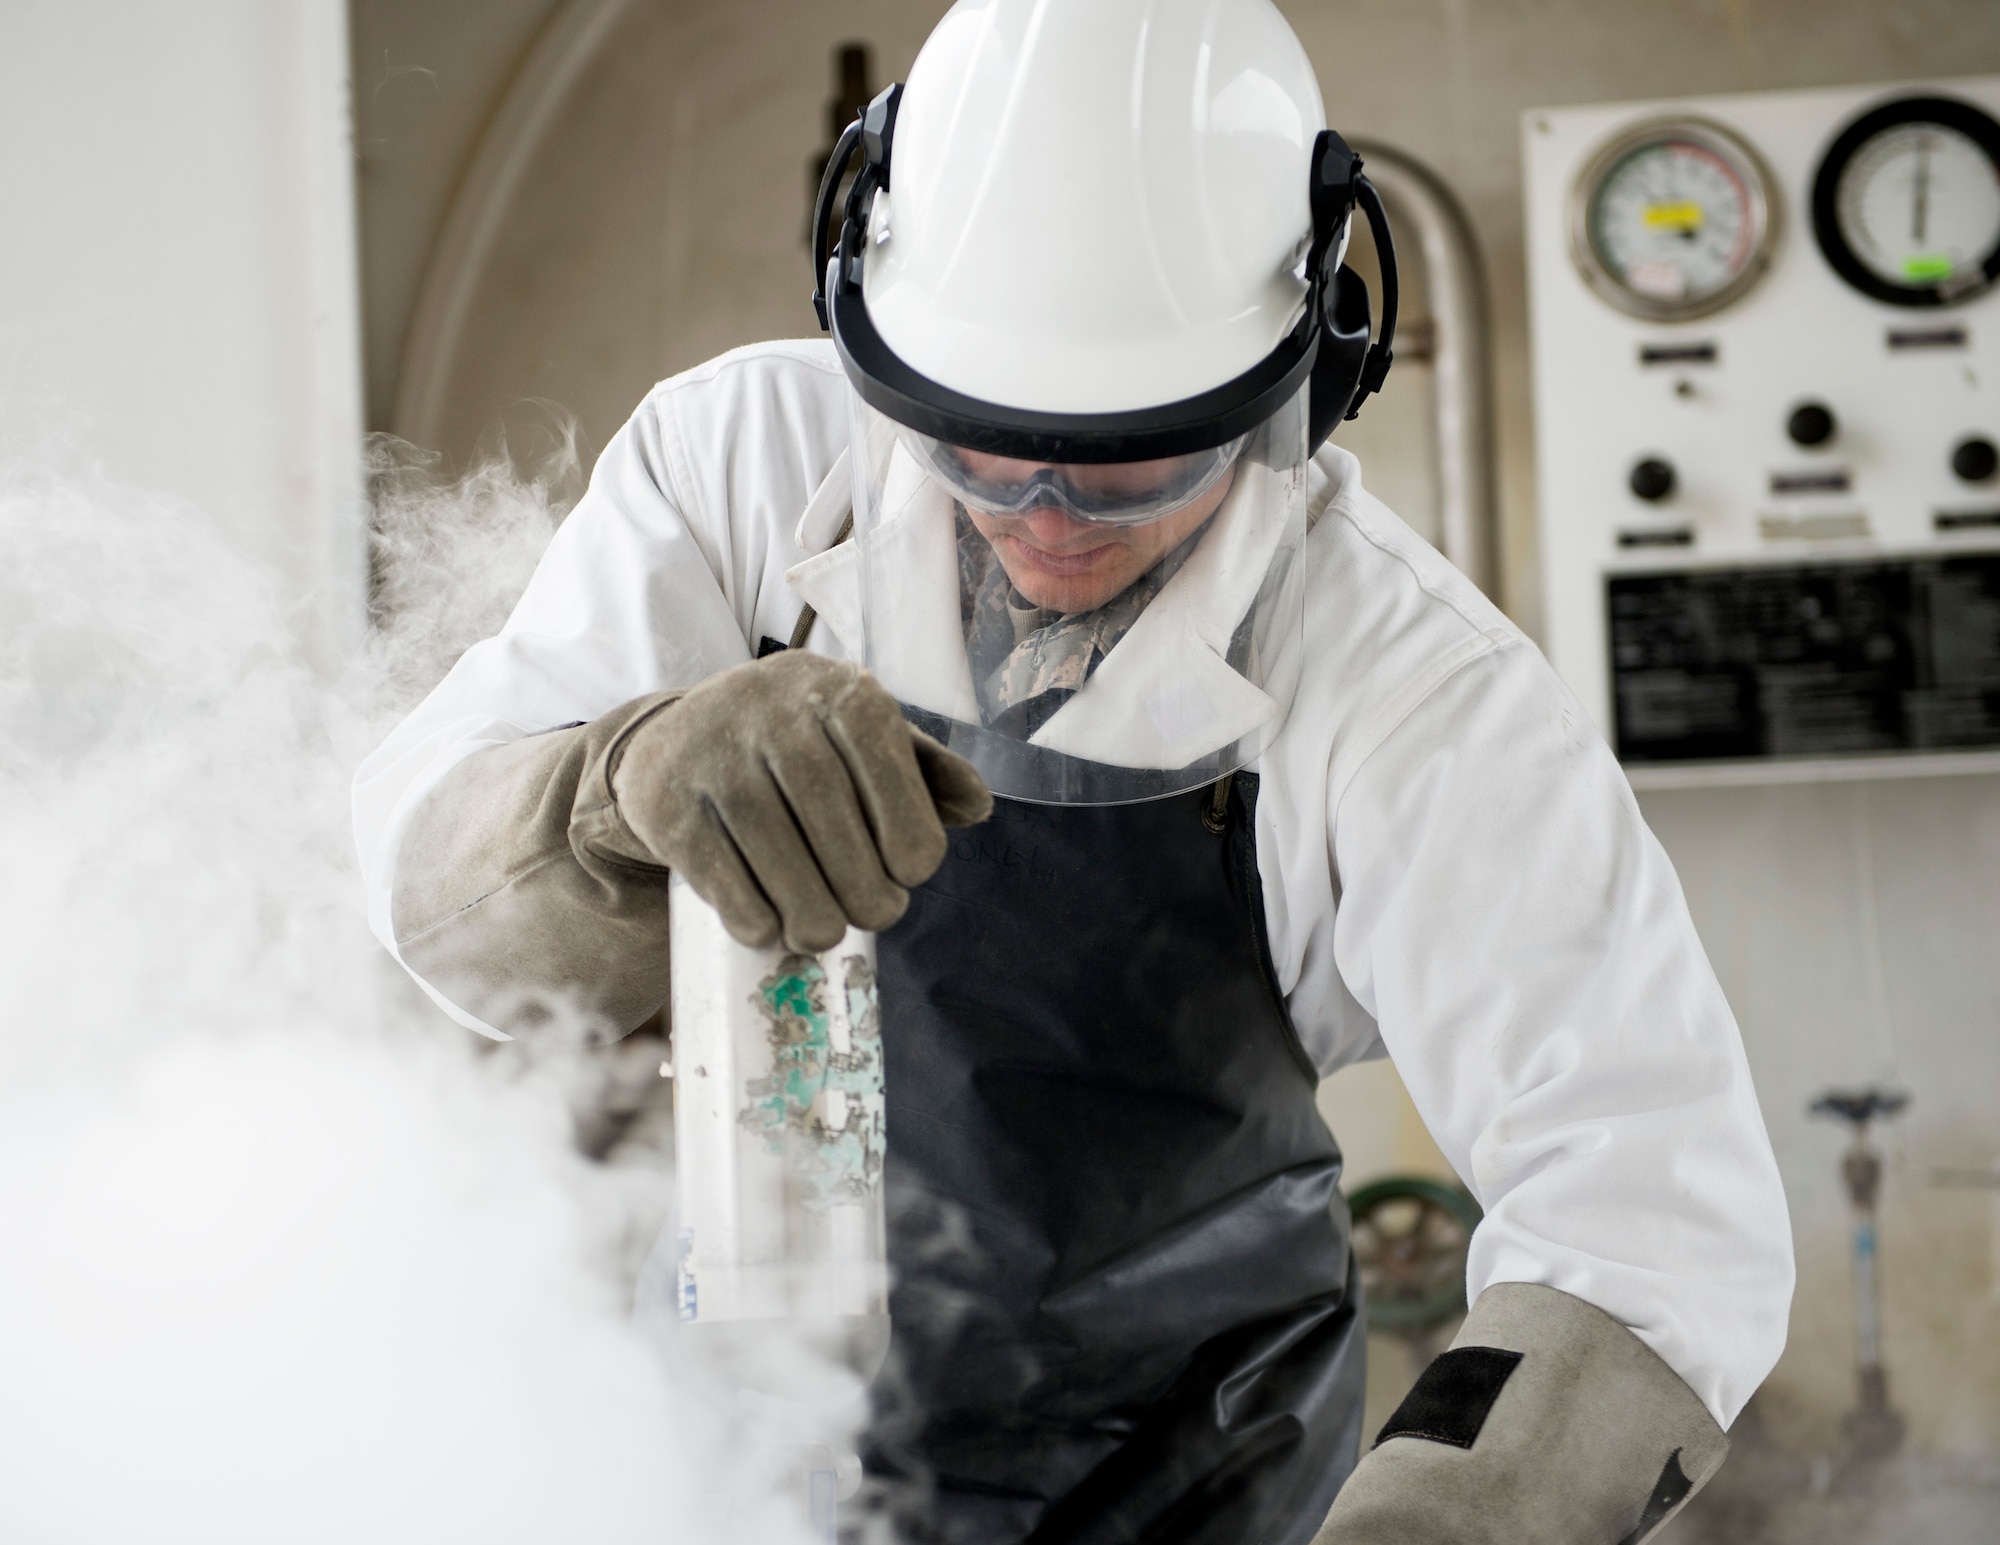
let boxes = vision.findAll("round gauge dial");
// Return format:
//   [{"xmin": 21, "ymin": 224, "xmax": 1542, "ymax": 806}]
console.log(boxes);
[
  {"xmin": 1570, "ymin": 117, "xmax": 1778, "ymax": 321},
  {"xmin": 1813, "ymin": 95, "xmax": 2000, "ymax": 307}
]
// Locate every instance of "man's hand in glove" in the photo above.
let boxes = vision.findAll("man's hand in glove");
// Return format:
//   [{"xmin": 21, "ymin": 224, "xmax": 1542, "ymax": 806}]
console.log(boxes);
[{"xmin": 598, "ymin": 651, "xmax": 991, "ymax": 952}]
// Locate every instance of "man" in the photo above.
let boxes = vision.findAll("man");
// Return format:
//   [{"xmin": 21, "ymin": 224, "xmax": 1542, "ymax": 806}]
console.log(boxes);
[{"xmin": 354, "ymin": 3, "xmax": 1793, "ymax": 1541}]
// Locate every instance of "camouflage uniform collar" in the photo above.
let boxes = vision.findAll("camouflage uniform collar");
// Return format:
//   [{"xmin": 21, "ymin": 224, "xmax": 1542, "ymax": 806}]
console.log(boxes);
[{"xmin": 957, "ymin": 510, "xmax": 1197, "ymax": 737}]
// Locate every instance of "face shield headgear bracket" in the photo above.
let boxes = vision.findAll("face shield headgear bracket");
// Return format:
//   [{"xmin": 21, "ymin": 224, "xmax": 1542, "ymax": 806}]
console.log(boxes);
[
  {"xmin": 810, "ymin": 84, "xmax": 903, "ymax": 334},
  {"xmin": 811, "ymin": 89, "xmax": 1399, "ymax": 465},
  {"xmin": 1306, "ymin": 131, "xmax": 1399, "ymax": 441}
]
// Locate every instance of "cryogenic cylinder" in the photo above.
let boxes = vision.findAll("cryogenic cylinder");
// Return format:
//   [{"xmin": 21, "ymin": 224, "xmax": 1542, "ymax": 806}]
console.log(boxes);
[{"xmin": 670, "ymin": 874, "xmax": 888, "ymax": 1327}]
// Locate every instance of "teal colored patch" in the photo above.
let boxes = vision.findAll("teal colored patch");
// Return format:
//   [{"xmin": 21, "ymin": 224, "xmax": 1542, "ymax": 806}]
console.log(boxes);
[{"xmin": 736, "ymin": 953, "xmax": 886, "ymax": 1209}]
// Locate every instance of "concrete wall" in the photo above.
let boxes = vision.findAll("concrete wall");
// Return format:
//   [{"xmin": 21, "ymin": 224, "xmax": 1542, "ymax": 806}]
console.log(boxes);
[
  {"xmin": 349, "ymin": 0, "xmax": 2000, "ymax": 1466},
  {"xmin": 0, "ymin": 0, "xmax": 366, "ymax": 667}
]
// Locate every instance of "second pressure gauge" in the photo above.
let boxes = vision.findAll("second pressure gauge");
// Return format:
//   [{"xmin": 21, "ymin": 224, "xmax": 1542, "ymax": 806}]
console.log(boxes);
[
  {"xmin": 1812, "ymin": 95, "xmax": 2000, "ymax": 308},
  {"xmin": 1571, "ymin": 116, "xmax": 1778, "ymax": 321}
]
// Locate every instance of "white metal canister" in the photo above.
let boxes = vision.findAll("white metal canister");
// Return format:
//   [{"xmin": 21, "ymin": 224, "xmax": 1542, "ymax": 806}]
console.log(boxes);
[{"xmin": 669, "ymin": 873, "xmax": 889, "ymax": 1337}]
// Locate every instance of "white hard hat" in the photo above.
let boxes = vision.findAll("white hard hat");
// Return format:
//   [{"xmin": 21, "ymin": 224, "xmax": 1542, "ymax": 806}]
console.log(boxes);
[
  {"xmin": 812, "ymin": 0, "xmax": 1398, "ymax": 464},
  {"xmin": 870, "ymin": 0, "xmax": 1323, "ymax": 415}
]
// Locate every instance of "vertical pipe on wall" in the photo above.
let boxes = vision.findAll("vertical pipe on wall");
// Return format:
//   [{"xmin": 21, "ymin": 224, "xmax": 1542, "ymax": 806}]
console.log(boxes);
[
  {"xmin": 1351, "ymin": 141, "xmax": 1498, "ymax": 600},
  {"xmin": 390, "ymin": 0, "xmax": 635, "ymax": 457}
]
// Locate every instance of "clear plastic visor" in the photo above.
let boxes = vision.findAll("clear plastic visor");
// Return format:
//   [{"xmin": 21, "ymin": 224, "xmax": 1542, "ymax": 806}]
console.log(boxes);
[{"xmin": 846, "ymin": 384, "xmax": 1311, "ymax": 806}]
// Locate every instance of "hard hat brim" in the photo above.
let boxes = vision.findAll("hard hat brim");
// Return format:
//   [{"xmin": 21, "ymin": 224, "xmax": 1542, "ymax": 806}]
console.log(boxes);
[{"xmin": 829, "ymin": 259, "xmax": 1321, "ymax": 466}]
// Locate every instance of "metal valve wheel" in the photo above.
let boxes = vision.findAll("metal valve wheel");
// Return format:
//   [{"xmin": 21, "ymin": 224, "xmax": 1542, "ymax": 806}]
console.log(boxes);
[{"xmin": 1347, "ymin": 1176, "xmax": 1483, "ymax": 1337}]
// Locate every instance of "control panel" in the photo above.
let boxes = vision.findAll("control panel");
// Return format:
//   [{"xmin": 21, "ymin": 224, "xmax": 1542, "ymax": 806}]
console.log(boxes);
[{"xmin": 1525, "ymin": 76, "xmax": 2000, "ymax": 783}]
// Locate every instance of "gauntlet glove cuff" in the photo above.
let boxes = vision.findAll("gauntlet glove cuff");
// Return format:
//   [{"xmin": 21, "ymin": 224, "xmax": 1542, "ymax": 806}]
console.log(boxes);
[{"xmin": 1313, "ymin": 1283, "xmax": 1728, "ymax": 1545}]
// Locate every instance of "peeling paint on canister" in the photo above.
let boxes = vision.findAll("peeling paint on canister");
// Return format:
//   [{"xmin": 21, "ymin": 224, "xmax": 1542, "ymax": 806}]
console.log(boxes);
[{"xmin": 669, "ymin": 875, "xmax": 888, "ymax": 1325}]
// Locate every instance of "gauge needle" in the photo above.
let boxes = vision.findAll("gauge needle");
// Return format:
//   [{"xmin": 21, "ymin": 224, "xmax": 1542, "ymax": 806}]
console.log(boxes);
[{"xmin": 1914, "ymin": 133, "xmax": 1931, "ymax": 244}]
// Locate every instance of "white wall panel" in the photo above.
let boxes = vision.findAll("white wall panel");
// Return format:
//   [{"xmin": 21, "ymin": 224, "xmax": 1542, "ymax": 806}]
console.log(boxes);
[{"xmin": 0, "ymin": 0, "xmax": 365, "ymax": 666}]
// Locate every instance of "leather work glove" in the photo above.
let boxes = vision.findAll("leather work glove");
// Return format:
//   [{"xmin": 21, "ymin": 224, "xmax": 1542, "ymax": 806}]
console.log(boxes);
[{"xmin": 597, "ymin": 651, "xmax": 991, "ymax": 953}]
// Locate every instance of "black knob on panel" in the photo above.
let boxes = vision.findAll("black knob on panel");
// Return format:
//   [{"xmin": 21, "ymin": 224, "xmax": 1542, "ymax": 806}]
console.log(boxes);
[
  {"xmin": 1952, "ymin": 435, "xmax": 1999, "ymax": 483},
  {"xmin": 1629, "ymin": 457, "xmax": 1676, "ymax": 502},
  {"xmin": 1787, "ymin": 402, "xmax": 1837, "ymax": 447}
]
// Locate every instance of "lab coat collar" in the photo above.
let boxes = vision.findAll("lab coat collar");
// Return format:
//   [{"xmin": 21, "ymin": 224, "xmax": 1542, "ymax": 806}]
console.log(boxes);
[{"xmin": 793, "ymin": 449, "xmax": 853, "ymax": 553}]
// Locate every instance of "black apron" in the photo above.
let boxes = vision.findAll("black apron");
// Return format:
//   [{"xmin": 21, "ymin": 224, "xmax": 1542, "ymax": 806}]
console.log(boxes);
[{"xmin": 865, "ymin": 772, "xmax": 1365, "ymax": 1544}]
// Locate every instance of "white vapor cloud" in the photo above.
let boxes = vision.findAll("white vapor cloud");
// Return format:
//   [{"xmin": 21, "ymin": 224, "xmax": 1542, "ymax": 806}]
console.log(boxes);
[{"xmin": 0, "ymin": 448, "xmax": 829, "ymax": 1543}]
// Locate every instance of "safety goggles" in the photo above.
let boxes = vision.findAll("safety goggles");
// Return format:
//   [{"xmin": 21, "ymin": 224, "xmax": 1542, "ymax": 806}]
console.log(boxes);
[{"xmin": 906, "ymin": 432, "xmax": 1246, "ymax": 527}]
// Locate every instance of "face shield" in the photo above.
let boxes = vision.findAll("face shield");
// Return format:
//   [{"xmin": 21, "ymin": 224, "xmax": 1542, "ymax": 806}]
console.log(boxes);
[
  {"xmin": 846, "ymin": 384, "xmax": 1311, "ymax": 805},
  {"xmin": 811, "ymin": 55, "xmax": 1399, "ymax": 807}
]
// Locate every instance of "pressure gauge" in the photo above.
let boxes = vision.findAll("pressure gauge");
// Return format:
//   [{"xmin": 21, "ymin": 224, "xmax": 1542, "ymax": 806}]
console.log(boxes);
[
  {"xmin": 1812, "ymin": 95, "xmax": 2000, "ymax": 307},
  {"xmin": 1569, "ymin": 117, "xmax": 1778, "ymax": 321}
]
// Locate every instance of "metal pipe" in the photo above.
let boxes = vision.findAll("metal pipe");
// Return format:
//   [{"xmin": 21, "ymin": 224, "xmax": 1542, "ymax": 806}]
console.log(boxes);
[
  {"xmin": 1351, "ymin": 141, "xmax": 1499, "ymax": 599},
  {"xmin": 1811, "ymin": 1088, "xmax": 1908, "ymax": 1459},
  {"xmin": 391, "ymin": 0, "xmax": 635, "ymax": 454}
]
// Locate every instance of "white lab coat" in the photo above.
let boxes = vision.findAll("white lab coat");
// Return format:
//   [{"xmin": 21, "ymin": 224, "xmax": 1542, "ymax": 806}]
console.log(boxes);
[{"xmin": 353, "ymin": 339, "xmax": 1793, "ymax": 1427}]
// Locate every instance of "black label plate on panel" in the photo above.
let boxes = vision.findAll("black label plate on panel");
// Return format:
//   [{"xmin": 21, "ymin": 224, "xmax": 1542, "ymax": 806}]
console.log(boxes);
[{"xmin": 1608, "ymin": 555, "xmax": 2000, "ymax": 763}]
